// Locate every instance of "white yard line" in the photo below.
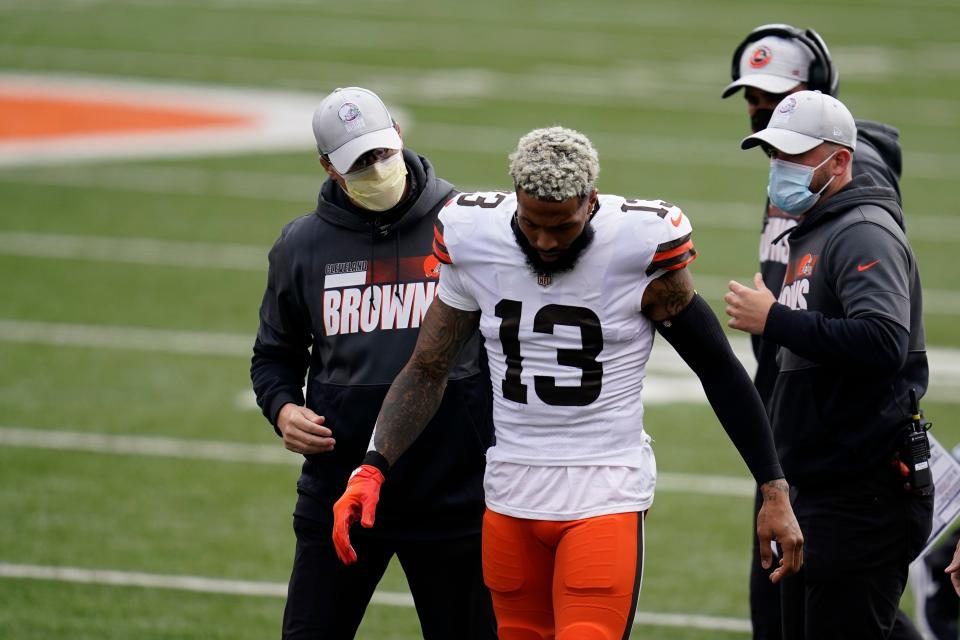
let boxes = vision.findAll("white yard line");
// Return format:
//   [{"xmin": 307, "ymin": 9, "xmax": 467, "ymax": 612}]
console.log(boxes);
[
  {"xmin": 0, "ymin": 231, "xmax": 267, "ymax": 270},
  {"xmin": 0, "ymin": 562, "xmax": 749, "ymax": 632},
  {"xmin": 634, "ymin": 611, "xmax": 750, "ymax": 633},
  {"xmin": 2, "ymin": 163, "xmax": 958, "ymax": 243},
  {"xmin": 0, "ymin": 426, "xmax": 293, "ymax": 465},
  {"xmin": 2, "ymin": 319, "xmax": 959, "ymax": 404},
  {"xmin": 2, "ymin": 230, "xmax": 960, "ymax": 316},
  {"xmin": 0, "ymin": 319, "xmax": 250, "ymax": 356},
  {"xmin": 0, "ymin": 163, "xmax": 321, "ymax": 200},
  {"xmin": 0, "ymin": 425, "xmax": 755, "ymax": 497},
  {"xmin": 0, "ymin": 563, "xmax": 289, "ymax": 598}
]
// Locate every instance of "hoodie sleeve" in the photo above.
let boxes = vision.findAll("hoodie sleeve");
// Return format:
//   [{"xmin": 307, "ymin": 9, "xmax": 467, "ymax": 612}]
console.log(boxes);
[
  {"xmin": 764, "ymin": 221, "xmax": 912, "ymax": 373},
  {"xmin": 829, "ymin": 221, "xmax": 912, "ymax": 329},
  {"xmin": 250, "ymin": 226, "xmax": 313, "ymax": 432}
]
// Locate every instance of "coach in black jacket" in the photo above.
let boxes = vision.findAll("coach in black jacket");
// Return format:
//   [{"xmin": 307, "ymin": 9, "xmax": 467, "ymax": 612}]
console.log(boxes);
[
  {"xmin": 251, "ymin": 87, "xmax": 496, "ymax": 640},
  {"xmin": 725, "ymin": 90, "xmax": 932, "ymax": 640},
  {"xmin": 720, "ymin": 24, "xmax": 918, "ymax": 640}
]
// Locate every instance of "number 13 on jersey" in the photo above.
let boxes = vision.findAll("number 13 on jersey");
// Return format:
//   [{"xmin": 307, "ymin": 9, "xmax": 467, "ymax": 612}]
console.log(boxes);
[{"xmin": 494, "ymin": 299, "xmax": 603, "ymax": 407}]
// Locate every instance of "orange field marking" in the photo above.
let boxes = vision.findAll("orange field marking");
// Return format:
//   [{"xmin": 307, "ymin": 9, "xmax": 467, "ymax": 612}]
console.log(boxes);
[{"xmin": 0, "ymin": 94, "xmax": 254, "ymax": 141}]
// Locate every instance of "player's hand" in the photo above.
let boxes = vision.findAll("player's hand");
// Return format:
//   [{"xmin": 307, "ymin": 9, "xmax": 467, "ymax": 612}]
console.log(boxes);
[
  {"xmin": 756, "ymin": 478, "xmax": 803, "ymax": 583},
  {"xmin": 332, "ymin": 465, "xmax": 385, "ymax": 565},
  {"xmin": 945, "ymin": 538, "xmax": 960, "ymax": 596},
  {"xmin": 277, "ymin": 403, "xmax": 334, "ymax": 454},
  {"xmin": 725, "ymin": 273, "xmax": 776, "ymax": 335}
]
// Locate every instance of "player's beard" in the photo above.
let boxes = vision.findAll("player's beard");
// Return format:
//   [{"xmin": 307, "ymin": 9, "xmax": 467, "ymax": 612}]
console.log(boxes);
[
  {"xmin": 752, "ymin": 108, "xmax": 774, "ymax": 133},
  {"xmin": 511, "ymin": 213, "xmax": 596, "ymax": 278}
]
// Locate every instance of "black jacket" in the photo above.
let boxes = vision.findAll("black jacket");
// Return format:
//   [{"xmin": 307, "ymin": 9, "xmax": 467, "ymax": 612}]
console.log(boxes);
[
  {"xmin": 752, "ymin": 120, "xmax": 904, "ymax": 407},
  {"xmin": 251, "ymin": 149, "xmax": 493, "ymax": 538},
  {"xmin": 762, "ymin": 174, "xmax": 927, "ymax": 488}
]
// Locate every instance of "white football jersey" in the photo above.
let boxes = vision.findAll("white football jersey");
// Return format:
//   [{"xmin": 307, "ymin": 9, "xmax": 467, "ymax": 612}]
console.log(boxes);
[{"xmin": 434, "ymin": 191, "xmax": 696, "ymax": 519}]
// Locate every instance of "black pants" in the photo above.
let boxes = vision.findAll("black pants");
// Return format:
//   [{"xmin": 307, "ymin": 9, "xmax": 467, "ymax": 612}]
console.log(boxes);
[
  {"xmin": 779, "ymin": 479, "xmax": 933, "ymax": 640},
  {"xmin": 282, "ymin": 516, "xmax": 497, "ymax": 640},
  {"xmin": 749, "ymin": 488, "xmax": 924, "ymax": 640}
]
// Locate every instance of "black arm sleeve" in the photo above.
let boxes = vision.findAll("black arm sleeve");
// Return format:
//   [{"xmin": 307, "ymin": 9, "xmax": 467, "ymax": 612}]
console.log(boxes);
[
  {"xmin": 250, "ymin": 228, "xmax": 312, "ymax": 433},
  {"xmin": 764, "ymin": 303, "xmax": 908, "ymax": 372},
  {"xmin": 655, "ymin": 294, "xmax": 783, "ymax": 485}
]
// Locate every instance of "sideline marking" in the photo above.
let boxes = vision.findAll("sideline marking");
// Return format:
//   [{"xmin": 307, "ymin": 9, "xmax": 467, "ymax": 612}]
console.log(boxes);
[
  {"xmin": 0, "ymin": 72, "xmax": 955, "ymax": 179},
  {"xmin": 0, "ymin": 72, "xmax": 335, "ymax": 166},
  {"xmin": 0, "ymin": 562, "xmax": 750, "ymax": 632},
  {"xmin": 0, "ymin": 319, "xmax": 250, "ymax": 356},
  {"xmin": 2, "ymin": 231, "xmax": 960, "ymax": 316},
  {"xmin": 0, "ymin": 94, "xmax": 251, "ymax": 140},
  {"xmin": 0, "ymin": 231, "xmax": 266, "ymax": 271},
  {"xmin": 1, "ymin": 165, "xmax": 958, "ymax": 244},
  {"xmin": 0, "ymin": 426, "xmax": 755, "ymax": 497},
  {"xmin": 1, "ymin": 319, "xmax": 959, "ymax": 403}
]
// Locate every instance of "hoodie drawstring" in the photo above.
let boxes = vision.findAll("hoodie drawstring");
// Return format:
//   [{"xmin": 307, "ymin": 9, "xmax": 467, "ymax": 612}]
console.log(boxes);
[
  {"xmin": 369, "ymin": 222, "xmax": 376, "ymax": 290},
  {"xmin": 393, "ymin": 229, "xmax": 401, "ymax": 302},
  {"xmin": 771, "ymin": 225, "xmax": 797, "ymax": 246}
]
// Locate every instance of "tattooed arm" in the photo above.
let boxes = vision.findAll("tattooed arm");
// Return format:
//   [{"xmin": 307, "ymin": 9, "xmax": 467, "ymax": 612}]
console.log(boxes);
[
  {"xmin": 331, "ymin": 298, "xmax": 481, "ymax": 565},
  {"xmin": 645, "ymin": 268, "xmax": 803, "ymax": 582},
  {"xmin": 374, "ymin": 298, "xmax": 481, "ymax": 466},
  {"xmin": 640, "ymin": 267, "xmax": 695, "ymax": 321}
]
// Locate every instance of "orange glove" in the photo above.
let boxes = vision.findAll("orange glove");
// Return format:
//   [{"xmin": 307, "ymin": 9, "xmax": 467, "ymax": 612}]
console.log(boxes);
[{"xmin": 332, "ymin": 464, "xmax": 385, "ymax": 565}]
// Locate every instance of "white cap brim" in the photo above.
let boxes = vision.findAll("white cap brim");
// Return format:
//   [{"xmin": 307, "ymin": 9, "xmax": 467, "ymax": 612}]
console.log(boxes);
[
  {"xmin": 741, "ymin": 128, "xmax": 823, "ymax": 155},
  {"xmin": 327, "ymin": 127, "xmax": 402, "ymax": 173},
  {"xmin": 721, "ymin": 74, "xmax": 804, "ymax": 99}
]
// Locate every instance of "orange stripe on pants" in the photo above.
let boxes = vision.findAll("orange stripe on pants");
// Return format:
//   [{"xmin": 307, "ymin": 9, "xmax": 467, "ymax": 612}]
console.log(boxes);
[{"xmin": 482, "ymin": 510, "xmax": 644, "ymax": 640}]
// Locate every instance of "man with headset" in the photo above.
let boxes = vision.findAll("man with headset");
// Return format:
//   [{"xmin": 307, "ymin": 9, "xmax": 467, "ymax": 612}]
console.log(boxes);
[{"xmin": 721, "ymin": 24, "xmax": 916, "ymax": 640}]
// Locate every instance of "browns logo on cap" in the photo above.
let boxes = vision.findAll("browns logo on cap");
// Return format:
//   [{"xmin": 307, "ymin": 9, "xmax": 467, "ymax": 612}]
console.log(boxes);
[{"xmin": 750, "ymin": 46, "xmax": 772, "ymax": 68}]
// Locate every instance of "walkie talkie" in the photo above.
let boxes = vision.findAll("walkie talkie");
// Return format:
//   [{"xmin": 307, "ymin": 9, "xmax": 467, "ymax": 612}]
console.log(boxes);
[{"xmin": 898, "ymin": 388, "xmax": 933, "ymax": 495}]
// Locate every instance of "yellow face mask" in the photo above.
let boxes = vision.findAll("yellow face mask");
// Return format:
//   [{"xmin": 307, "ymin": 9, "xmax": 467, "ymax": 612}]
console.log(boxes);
[{"xmin": 342, "ymin": 153, "xmax": 408, "ymax": 212}]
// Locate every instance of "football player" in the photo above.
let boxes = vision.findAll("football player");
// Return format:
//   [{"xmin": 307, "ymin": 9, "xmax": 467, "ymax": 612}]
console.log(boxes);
[{"xmin": 333, "ymin": 126, "xmax": 803, "ymax": 639}]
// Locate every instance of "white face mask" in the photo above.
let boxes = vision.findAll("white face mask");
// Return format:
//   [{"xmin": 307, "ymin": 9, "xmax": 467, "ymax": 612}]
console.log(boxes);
[{"xmin": 341, "ymin": 152, "xmax": 408, "ymax": 212}]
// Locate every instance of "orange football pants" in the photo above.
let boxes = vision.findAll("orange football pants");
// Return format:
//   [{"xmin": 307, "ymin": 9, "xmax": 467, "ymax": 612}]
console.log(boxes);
[{"xmin": 482, "ymin": 509, "xmax": 645, "ymax": 640}]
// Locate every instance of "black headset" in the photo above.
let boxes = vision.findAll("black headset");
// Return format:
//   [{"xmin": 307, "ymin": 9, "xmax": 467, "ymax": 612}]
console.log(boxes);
[{"xmin": 729, "ymin": 23, "xmax": 839, "ymax": 97}]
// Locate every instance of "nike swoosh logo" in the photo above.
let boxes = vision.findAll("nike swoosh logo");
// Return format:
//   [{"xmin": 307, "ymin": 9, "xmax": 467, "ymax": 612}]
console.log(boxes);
[
  {"xmin": 670, "ymin": 212, "xmax": 683, "ymax": 227},
  {"xmin": 857, "ymin": 259, "xmax": 881, "ymax": 272}
]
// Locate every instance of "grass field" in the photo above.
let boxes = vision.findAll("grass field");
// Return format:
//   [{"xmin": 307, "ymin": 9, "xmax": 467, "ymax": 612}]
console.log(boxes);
[{"xmin": 1, "ymin": 1, "xmax": 959, "ymax": 638}]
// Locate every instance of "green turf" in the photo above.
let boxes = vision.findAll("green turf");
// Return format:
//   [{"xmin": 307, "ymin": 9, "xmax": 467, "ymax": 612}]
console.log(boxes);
[
  {"xmin": 0, "ymin": 579, "xmax": 287, "ymax": 640},
  {"xmin": 0, "ymin": 178, "xmax": 300, "ymax": 244},
  {"xmin": 0, "ymin": 343, "xmax": 266, "ymax": 439},
  {"xmin": 0, "ymin": 0, "xmax": 957, "ymax": 637}
]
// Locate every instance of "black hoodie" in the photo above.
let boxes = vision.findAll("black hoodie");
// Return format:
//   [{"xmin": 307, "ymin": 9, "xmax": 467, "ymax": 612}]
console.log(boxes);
[
  {"xmin": 753, "ymin": 120, "xmax": 904, "ymax": 407},
  {"xmin": 251, "ymin": 149, "xmax": 493, "ymax": 537},
  {"xmin": 762, "ymin": 173, "xmax": 927, "ymax": 488}
]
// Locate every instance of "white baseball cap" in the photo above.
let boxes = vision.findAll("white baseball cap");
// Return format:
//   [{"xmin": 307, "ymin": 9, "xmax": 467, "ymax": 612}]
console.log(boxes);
[
  {"xmin": 312, "ymin": 87, "xmax": 402, "ymax": 173},
  {"xmin": 721, "ymin": 35, "xmax": 814, "ymax": 98},
  {"xmin": 741, "ymin": 90, "xmax": 857, "ymax": 155}
]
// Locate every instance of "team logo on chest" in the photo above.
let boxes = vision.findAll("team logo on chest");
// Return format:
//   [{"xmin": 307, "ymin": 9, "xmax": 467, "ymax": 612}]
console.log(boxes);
[
  {"xmin": 779, "ymin": 253, "xmax": 819, "ymax": 311},
  {"xmin": 796, "ymin": 253, "xmax": 818, "ymax": 278},
  {"xmin": 423, "ymin": 254, "xmax": 441, "ymax": 279},
  {"xmin": 321, "ymin": 256, "xmax": 441, "ymax": 335}
]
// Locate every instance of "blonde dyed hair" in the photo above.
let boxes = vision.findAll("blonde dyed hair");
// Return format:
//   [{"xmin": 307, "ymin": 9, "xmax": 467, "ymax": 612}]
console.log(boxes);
[{"xmin": 508, "ymin": 126, "xmax": 599, "ymax": 201}]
